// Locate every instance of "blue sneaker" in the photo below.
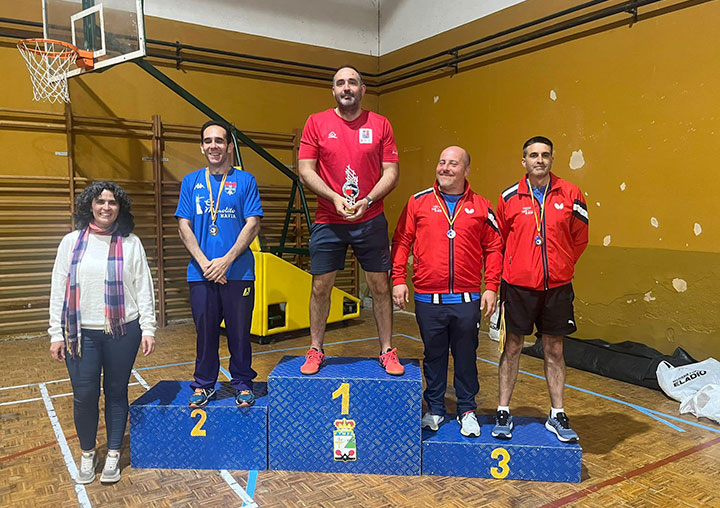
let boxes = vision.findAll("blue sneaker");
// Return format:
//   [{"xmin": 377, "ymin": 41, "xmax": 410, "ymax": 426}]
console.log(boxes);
[
  {"xmin": 491, "ymin": 410, "xmax": 514, "ymax": 440},
  {"xmin": 545, "ymin": 412, "xmax": 579, "ymax": 443},
  {"xmin": 188, "ymin": 387, "xmax": 215, "ymax": 408},
  {"xmin": 235, "ymin": 389, "xmax": 256, "ymax": 408}
]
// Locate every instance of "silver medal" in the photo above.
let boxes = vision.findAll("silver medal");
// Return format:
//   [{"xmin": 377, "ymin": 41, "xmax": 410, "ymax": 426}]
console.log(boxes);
[{"xmin": 447, "ymin": 229, "xmax": 456, "ymax": 239}]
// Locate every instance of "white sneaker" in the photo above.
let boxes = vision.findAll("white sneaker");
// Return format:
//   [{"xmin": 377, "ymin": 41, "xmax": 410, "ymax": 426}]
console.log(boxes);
[
  {"xmin": 421, "ymin": 412, "xmax": 444, "ymax": 431},
  {"xmin": 100, "ymin": 451, "xmax": 121, "ymax": 483},
  {"xmin": 76, "ymin": 450, "xmax": 97, "ymax": 484},
  {"xmin": 458, "ymin": 411, "xmax": 481, "ymax": 437}
]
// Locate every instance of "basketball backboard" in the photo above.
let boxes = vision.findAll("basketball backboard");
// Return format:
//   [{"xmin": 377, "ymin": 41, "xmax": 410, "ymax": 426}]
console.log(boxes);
[{"xmin": 43, "ymin": 0, "xmax": 145, "ymax": 77}]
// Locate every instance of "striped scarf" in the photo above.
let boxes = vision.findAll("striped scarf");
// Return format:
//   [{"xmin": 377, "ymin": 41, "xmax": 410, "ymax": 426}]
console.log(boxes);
[{"xmin": 61, "ymin": 221, "xmax": 126, "ymax": 357}]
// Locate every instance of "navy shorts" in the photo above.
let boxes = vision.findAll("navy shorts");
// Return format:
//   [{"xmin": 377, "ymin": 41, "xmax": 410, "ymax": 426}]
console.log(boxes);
[
  {"xmin": 501, "ymin": 280, "xmax": 577, "ymax": 337},
  {"xmin": 309, "ymin": 213, "xmax": 391, "ymax": 275}
]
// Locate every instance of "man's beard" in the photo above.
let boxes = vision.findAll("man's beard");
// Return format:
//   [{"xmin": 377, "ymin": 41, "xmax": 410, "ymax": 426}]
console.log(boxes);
[{"xmin": 335, "ymin": 92, "xmax": 360, "ymax": 112}]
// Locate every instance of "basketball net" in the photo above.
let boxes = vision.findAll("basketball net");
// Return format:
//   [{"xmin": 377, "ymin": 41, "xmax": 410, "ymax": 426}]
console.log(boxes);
[{"xmin": 17, "ymin": 39, "xmax": 79, "ymax": 104}]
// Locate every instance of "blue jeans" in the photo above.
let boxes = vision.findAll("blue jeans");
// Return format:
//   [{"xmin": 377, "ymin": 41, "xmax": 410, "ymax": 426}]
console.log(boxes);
[{"xmin": 65, "ymin": 319, "xmax": 141, "ymax": 451}]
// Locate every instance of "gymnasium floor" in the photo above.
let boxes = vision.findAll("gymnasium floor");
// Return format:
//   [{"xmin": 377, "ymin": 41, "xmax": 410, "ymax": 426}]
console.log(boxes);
[{"xmin": 1, "ymin": 310, "xmax": 718, "ymax": 508}]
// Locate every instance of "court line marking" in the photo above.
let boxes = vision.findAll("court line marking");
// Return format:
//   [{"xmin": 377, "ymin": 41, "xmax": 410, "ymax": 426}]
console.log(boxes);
[
  {"xmin": 131, "ymin": 370, "xmax": 151, "ymax": 390},
  {"xmin": 221, "ymin": 469, "xmax": 258, "ymax": 508},
  {"xmin": 394, "ymin": 333, "xmax": 720, "ymax": 435},
  {"xmin": 1, "ymin": 383, "xmax": 141, "ymax": 407},
  {"xmin": 0, "ymin": 336, "xmax": 385, "ymax": 391},
  {"xmin": 246, "ymin": 470, "xmax": 258, "ymax": 499},
  {"xmin": 0, "ymin": 426, "xmax": 107, "ymax": 464},
  {"xmin": 39, "ymin": 382, "xmax": 93, "ymax": 508},
  {"xmin": 541, "ymin": 436, "xmax": 720, "ymax": 507}
]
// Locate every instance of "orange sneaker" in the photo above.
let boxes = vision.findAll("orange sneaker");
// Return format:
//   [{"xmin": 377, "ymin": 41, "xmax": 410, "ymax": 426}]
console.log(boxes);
[
  {"xmin": 300, "ymin": 347, "xmax": 325, "ymax": 375},
  {"xmin": 380, "ymin": 348, "xmax": 404, "ymax": 376}
]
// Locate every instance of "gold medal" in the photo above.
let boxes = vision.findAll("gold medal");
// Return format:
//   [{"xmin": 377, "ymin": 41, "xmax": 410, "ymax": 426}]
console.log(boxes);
[
  {"xmin": 205, "ymin": 168, "xmax": 228, "ymax": 238},
  {"xmin": 433, "ymin": 188, "xmax": 467, "ymax": 242},
  {"xmin": 528, "ymin": 179, "xmax": 549, "ymax": 247}
]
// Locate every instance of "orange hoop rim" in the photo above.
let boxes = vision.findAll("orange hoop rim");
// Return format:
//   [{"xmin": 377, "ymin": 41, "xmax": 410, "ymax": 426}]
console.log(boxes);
[{"xmin": 17, "ymin": 38, "xmax": 86, "ymax": 59}]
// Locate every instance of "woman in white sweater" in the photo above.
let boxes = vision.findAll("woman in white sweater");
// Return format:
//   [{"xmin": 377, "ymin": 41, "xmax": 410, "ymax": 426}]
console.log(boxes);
[{"xmin": 48, "ymin": 181, "xmax": 156, "ymax": 485}]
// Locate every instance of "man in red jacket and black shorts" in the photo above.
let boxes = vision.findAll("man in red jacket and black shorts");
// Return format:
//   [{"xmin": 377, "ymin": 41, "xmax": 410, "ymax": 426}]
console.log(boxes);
[
  {"xmin": 392, "ymin": 146, "xmax": 503, "ymax": 437},
  {"xmin": 493, "ymin": 136, "xmax": 588, "ymax": 443}
]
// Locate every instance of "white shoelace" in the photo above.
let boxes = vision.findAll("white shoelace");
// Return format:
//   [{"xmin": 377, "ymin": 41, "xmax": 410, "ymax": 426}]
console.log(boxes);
[
  {"xmin": 80, "ymin": 452, "xmax": 95, "ymax": 473},
  {"xmin": 104, "ymin": 452, "xmax": 120, "ymax": 471}
]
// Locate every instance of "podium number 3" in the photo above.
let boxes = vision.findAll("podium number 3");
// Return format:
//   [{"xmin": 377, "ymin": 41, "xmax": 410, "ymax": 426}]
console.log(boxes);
[
  {"xmin": 332, "ymin": 382, "xmax": 350, "ymax": 415},
  {"xmin": 191, "ymin": 409, "xmax": 207, "ymax": 436},
  {"xmin": 491, "ymin": 447, "xmax": 510, "ymax": 479}
]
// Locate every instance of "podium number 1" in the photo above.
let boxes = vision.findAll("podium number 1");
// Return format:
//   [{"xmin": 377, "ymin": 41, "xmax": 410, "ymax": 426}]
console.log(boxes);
[
  {"xmin": 490, "ymin": 447, "xmax": 510, "ymax": 479},
  {"xmin": 332, "ymin": 382, "xmax": 350, "ymax": 415},
  {"xmin": 191, "ymin": 409, "xmax": 207, "ymax": 436}
]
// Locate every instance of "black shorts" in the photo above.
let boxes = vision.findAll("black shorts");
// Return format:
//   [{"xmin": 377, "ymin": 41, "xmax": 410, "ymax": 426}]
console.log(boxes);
[
  {"xmin": 500, "ymin": 280, "xmax": 577, "ymax": 337},
  {"xmin": 309, "ymin": 213, "xmax": 391, "ymax": 275}
]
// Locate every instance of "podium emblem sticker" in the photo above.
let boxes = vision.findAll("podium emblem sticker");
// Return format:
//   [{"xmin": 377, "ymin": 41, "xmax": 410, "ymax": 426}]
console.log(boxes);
[{"xmin": 333, "ymin": 418, "xmax": 357, "ymax": 461}]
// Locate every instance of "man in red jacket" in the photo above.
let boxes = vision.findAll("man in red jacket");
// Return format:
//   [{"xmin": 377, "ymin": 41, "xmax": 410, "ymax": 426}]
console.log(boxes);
[
  {"xmin": 492, "ymin": 136, "xmax": 588, "ymax": 443},
  {"xmin": 392, "ymin": 146, "xmax": 503, "ymax": 437}
]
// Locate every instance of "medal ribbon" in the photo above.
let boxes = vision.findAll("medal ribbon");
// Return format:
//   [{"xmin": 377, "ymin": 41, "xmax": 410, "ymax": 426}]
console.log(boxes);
[
  {"xmin": 527, "ymin": 178, "xmax": 549, "ymax": 242},
  {"xmin": 205, "ymin": 168, "xmax": 228, "ymax": 227},
  {"xmin": 432, "ymin": 188, "xmax": 467, "ymax": 233}
]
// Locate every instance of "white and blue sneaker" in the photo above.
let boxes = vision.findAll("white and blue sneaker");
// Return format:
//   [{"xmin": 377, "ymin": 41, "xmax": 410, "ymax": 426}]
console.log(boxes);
[
  {"xmin": 491, "ymin": 410, "xmax": 514, "ymax": 440},
  {"xmin": 457, "ymin": 411, "xmax": 481, "ymax": 437},
  {"xmin": 545, "ymin": 412, "xmax": 579, "ymax": 443},
  {"xmin": 421, "ymin": 412, "xmax": 444, "ymax": 431}
]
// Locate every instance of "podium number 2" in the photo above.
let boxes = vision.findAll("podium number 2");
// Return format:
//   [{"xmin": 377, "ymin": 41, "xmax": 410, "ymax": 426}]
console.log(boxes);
[
  {"xmin": 191, "ymin": 409, "xmax": 207, "ymax": 436},
  {"xmin": 490, "ymin": 447, "xmax": 510, "ymax": 479},
  {"xmin": 332, "ymin": 382, "xmax": 350, "ymax": 415}
]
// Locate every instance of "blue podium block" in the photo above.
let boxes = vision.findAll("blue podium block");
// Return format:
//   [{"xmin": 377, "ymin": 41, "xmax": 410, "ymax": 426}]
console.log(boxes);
[
  {"xmin": 268, "ymin": 356, "xmax": 422, "ymax": 475},
  {"xmin": 129, "ymin": 381, "xmax": 267, "ymax": 470},
  {"xmin": 422, "ymin": 415, "xmax": 582, "ymax": 482}
]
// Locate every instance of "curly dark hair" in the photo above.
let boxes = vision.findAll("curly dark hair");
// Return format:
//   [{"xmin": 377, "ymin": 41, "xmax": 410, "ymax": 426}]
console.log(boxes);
[{"xmin": 73, "ymin": 181, "xmax": 135, "ymax": 236}]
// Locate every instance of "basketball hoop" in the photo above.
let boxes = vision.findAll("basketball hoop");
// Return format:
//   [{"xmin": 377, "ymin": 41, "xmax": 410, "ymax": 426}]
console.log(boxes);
[{"xmin": 17, "ymin": 38, "xmax": 94, "ymax": 104}]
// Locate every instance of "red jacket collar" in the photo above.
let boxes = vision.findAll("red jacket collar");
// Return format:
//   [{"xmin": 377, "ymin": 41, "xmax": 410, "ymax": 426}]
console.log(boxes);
[
  {"xmin": 433, "ymin": 179, "xmax": 471, "ymax": 197},
  {"xmin": 519, "ymin": 172, "xmax": 557, "ymax": 194}
]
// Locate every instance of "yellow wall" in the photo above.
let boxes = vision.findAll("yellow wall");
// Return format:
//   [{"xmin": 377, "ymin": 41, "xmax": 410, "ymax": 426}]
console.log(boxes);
[
  {"xmin": 378, "ymin": 0, "xmax": 719, "ymax": 359},
  {"xmin": 1, "ymin": 2, "xmax": 717, "ymax": 358}
]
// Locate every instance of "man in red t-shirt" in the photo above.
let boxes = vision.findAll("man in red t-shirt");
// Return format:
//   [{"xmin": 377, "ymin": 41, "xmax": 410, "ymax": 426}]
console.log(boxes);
[{"xmin": 297, "ymin": 65, "xmax": 404, "ymax": 376}]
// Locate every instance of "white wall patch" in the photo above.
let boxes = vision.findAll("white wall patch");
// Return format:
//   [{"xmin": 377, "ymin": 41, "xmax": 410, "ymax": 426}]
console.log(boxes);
[
  {"xmin": 650, "ymin": 217, "xmax": 659, "ymax": 228},
  {"xmin": 620, "ymin": 182, "xmax": 626, "ymax": 191},
  {"xmin": 569, "ymin": 150, "xmax": 585, "ymax": 170},
  {"xmin": 693, "ymin": 223, "xmax": 702, "ymax": 236},
  {"xmin": 603, "ymin": 235, "xmax": 611, "ymax": 246},
  {"xmin": 643, "ymin": 291, "xmax": 656, "ymax": 302},
  {"xmin": 672, "ymin": 278, "xmax": 688, "ymax": 293},
  {"xmin": 550, "ymin": 89, "xmax": 557, "ymax": 101}
]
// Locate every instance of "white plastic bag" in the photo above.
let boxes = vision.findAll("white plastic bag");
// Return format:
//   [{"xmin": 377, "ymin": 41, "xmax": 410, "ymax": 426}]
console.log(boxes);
[
  {"xmin": 656, "ymin": 358, "xmax": 720, "ymax": 402},
  {"xmin": 488, "ymin": 305, "xmax": 500, "ymax": 342},
  {"xmin": 679, "ymin": 384, "xmax": 720, "ymax": 425}
]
